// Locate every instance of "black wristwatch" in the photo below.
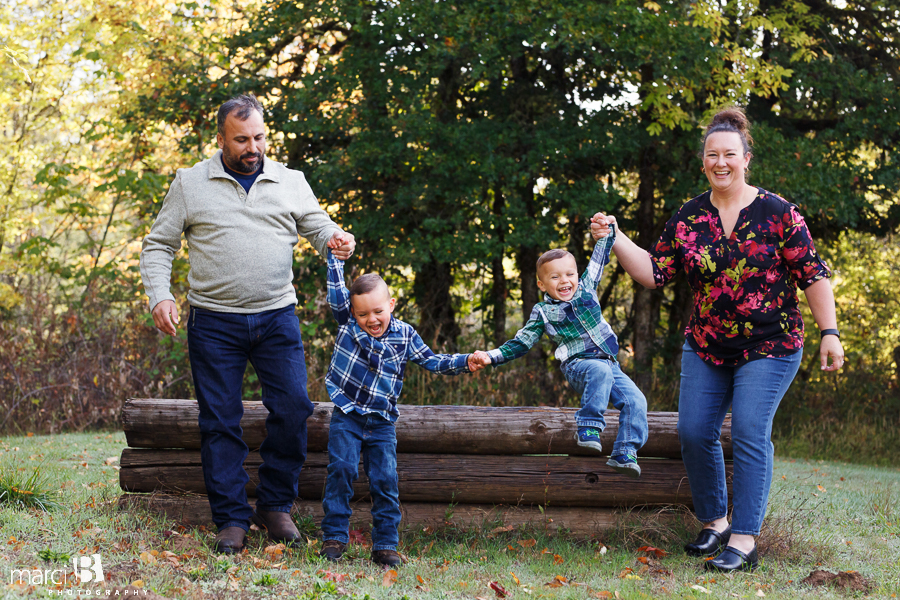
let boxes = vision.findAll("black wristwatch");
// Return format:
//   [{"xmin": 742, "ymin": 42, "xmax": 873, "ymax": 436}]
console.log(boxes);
[{"xmin": 820, "ymin": 328, "xmax": 840, "ymax": 339}]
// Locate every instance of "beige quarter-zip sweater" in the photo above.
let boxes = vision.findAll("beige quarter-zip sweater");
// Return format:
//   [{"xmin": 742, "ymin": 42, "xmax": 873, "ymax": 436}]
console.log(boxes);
[{"xmin": 140, "ymin": 151, "xmax": 343, "ymax": 313}]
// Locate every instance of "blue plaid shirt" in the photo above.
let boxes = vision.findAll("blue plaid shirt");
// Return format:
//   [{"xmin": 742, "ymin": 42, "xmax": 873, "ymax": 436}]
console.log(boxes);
[
  {"xmin": 487, "ymin": 228, "xmax": 620, "ymax": 366},
  {"xmin": 325, "ymin": 253, "xmax": 471, "ymax": 422}
]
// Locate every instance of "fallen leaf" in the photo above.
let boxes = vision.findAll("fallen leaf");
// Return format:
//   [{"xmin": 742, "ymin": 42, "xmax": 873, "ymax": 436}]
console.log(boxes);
[
  {"xmin": 518, "ymin": 538, "xmax": 536, "ymax": 548},
  {"xmin": 510, "ymin": 572, "xmax": 520, "ymax": 585},
  {"xmin": 487, "ymin": 525, "xmax": 515, "ymax": 538},
  {"xmin": 489, "ymin": 581, "xmax": 509, "ymax": 598},
  {"xmin": 618, "ymin": 567, "xmax": 634, "ymax": 578},
  {"xmin": 553, "ymin": 554, "xmax": 564, "ymax": 565},
  {"xmin": 594, "ymin": 592, "xmax": 614, "ymax": 599},
  {"xmin": 417, "ymin": 575, "xmax": 425, "ymax": 584},
  {"xmin": 382, "ymin": 569, "xmax": 398, "ymax": 587},
  {"xmin": 545, "ymin": 575, "xmax": 568, "ymax": 588},
  {"xmin": 691, "ymin": 584, "xmax": 710, "ymax": 593},
  {"xmin": 637, "ymin": 556, "xmax": 649, "ymax": 564},
  {"xmin": 104, "ymin": 456, "xmax": 118, "ymax": 465},
  {"xmin": 638, "ymin": 545, "xmax": 669, "ymax": 557},
  {"xmin": 349, "ymin": 529, "xmax": 367, "ymax": 544},
  {"xmin": 756, "ymin": 590, "xmax": 765, "ymax": 597},
  {"xmin": 817, "ymin": 484, "xmax": 826, "ymax": 492}
]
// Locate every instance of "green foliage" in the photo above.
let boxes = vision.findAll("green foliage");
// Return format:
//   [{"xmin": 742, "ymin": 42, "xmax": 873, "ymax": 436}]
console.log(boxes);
[
  {"xmin": 0, "ymin": 462, "xmax": 60, "ymax": 512},
  {"xmin": 37, "ymin": 548, "xmax": 70, "ymax": 562}
]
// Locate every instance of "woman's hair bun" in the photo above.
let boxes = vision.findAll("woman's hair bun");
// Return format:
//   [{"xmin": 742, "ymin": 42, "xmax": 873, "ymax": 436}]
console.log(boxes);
[{"xmin": 702, "ymin": 106, "xmax": 753, "ymax": 155}]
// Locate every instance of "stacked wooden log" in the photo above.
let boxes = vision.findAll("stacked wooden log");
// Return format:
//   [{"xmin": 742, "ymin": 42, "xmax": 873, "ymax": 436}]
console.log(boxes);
[{"xmin": 119, "ymin": 399, "xmax": 733, "ymax": 536}]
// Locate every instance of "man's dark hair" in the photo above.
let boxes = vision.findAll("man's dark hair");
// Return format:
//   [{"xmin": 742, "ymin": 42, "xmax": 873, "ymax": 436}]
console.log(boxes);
[
  {"xmin": 536, "ymin": 249, "xmax": 574, "ymax": 273},
  {"xmin": 349, "ymin": 273, "xmax": 389, "ymax": 298},
  {"xmin": 217, "ymin": 95, "xmax": 264, "ymax": 136}
]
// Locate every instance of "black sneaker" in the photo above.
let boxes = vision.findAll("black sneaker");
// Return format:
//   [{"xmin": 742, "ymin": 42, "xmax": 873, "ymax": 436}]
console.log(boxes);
[{"xmin": 319, "ymin": 539, "xmax": 347, "ymax": 561}]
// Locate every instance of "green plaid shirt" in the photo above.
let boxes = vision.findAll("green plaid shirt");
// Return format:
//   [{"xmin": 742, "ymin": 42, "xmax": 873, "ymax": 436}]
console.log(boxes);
[{"xmin": 487, "ymin": 230, "xmax": 619, "ymax": 366}]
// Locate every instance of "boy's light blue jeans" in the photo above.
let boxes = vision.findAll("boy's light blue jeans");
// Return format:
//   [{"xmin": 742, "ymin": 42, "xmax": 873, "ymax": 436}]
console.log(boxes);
[
  {"xmin": 678, "ymin": 341, "xmax": 802, "ymax": 536},
  {"xmin": 321, "ymin": 408, "xmax": 401, "ymax": 551},
  {"xmin": 562, "ymin": 355, "xmax": 648, "ymax": 457}
]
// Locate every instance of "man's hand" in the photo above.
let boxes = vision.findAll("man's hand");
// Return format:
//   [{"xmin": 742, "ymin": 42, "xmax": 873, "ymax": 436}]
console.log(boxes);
[
  {"xmin": 590, "ymin": 213, "xmax": 617, "ymax": 241},
  {"xmin": 328, "ymin": 231, "xmax": 356, "ymax": 260},
  {"xmin": 467, "ymin": 350, "xmax": 492, "ymax": 372},
  {"xmin": 151, "ymin": 299, "xmax": 180, "ymax": 337}
]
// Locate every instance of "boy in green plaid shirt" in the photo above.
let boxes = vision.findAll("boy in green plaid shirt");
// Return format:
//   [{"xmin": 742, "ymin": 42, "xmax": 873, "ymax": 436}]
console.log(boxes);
[{"xmin": 471, "ymin": 226, "xmax": 648, "ymax": 477}]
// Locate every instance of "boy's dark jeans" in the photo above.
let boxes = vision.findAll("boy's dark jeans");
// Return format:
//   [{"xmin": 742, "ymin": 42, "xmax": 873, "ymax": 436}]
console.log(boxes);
[
  {"xmin": 187, "ymin": 305, "xmax": 314, "ymax": 531},
  {"xmin": 321, "ymin": 408, "xmax": 401, "ymax": 551}
]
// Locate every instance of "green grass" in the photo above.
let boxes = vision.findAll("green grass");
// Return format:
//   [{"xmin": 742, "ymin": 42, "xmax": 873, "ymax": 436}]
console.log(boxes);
[{"xmin": 1, "ymin": 432, "xmax": 898, "ymax": 599}]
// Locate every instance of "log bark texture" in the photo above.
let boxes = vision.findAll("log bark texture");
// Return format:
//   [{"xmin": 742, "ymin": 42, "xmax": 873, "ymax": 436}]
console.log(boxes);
[
  {"xmin": 120, "ymin": 449, "xmax": 733, "ymax": 508},
  {"xmin": 121, "ymin": 399, "xmax": 733, "ymax": 458},
  {"xmin": 118, "ymin": 494, "xmax": 682, "ymax": 537}
]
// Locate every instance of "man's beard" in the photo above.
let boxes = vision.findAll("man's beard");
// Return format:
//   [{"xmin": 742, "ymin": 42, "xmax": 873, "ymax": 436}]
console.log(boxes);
[{"xmin": 223, "ymin": 148, "xmax": 263, "ymax": 174}]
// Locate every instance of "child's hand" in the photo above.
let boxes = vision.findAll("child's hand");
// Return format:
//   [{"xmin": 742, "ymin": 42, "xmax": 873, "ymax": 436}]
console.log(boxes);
[
  {"xmin": 590, "ymin": 213, "xmax": 617, "ymax": 240},
  {"xmin": 467, "ymin": 351, "xmax": 492, "ymax": 372},
  {"xmin": 328, "ymin": 231, "xmax": 356, "ymax": 259}
]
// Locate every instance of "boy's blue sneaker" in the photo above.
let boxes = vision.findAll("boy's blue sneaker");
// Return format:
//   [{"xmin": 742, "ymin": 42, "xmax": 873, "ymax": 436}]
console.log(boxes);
[
  {"xmin": 607, "ymin": 454, "xmax": 641, "ymax": 479},
  {"xmin": 575, "ymin": 427, "xmax": 603, "ymax": 453}
]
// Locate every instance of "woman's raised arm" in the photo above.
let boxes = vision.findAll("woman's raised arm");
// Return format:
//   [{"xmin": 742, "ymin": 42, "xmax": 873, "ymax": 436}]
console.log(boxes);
[{"xmin": 590, "ymin": 213, "xmax": 657, "ymax": 289}]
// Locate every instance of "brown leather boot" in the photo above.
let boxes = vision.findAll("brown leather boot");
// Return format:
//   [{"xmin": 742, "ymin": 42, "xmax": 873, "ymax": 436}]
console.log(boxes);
[
  {"xmin": 251, "ymin": 508, "xmax": 302, "ymax": 545},
  {"xmin": 371, "ymin": 549, "xmax": 402, "ymax": 567},
  {"xmin": 319, "ymin": 539, "xmax": 347, "ymax": 561},
  {"xmin": 213, "ymin": 526, "xmax": 246, "ymax": 554}
]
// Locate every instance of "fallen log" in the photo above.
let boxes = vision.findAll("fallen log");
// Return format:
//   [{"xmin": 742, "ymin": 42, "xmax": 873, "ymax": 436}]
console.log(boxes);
[
  {"xmin": 121, "ymin": 399, "xmax": 733, "ymax": 458},
  {"xmin": 118, "ymin": 493, "xmax": 685, "ymax": 536},
  {"xmin": 120, "ymin": 448, "xmax": 732, "ymax": 508}
]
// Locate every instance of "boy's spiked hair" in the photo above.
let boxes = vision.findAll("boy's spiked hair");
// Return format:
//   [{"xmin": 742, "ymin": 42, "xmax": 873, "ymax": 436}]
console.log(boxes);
[
  {"xmin": 349, "ymin": 273, "xmax": 389, "ymax": 298},
  {"xmin": 536, "ymin": 249, "xmax": 574, "ymax": 272}
]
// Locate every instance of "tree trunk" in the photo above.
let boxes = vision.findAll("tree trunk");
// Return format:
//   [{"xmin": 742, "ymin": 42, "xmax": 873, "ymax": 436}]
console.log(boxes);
[
  {"xmin": 413, "ymin": 259, "xmax": 460, "ymax": 350},
  {"xmin": 490, "ymin": 185, "xmax": 508, "ymax": 347}
]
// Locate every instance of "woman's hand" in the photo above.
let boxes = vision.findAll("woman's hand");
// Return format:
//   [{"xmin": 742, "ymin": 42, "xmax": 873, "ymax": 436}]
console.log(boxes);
[
  {"xmin": 590, "ymin": 212, "xmax": 618, "ymax": 241},
  {"xmin": 820, "ymin": 335, "xmax": 844, "ymax": 371}
]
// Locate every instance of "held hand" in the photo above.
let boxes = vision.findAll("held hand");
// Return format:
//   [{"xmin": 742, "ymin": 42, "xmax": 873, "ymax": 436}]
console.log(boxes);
[
  {"xmin": 151, "ymin": 299, "xmax": 180, "ymax": 337},
  {"xmin": 467, "ymin": 350, "xmax": 492, "ymax": 372},
  {"xmin": 329, "ymin": 231, "xmax": 356, "ymax": 260},
  {"xmin": 590, "ymin": 212, "xmax": 617, "ymax": 241},
  {"xmin": 820, "ymin": 335, "xmax": 844, "ymax": 371}
]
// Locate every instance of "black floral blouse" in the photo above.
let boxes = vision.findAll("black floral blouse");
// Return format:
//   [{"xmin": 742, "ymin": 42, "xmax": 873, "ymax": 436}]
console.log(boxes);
[{"xmin": 649, "ymin": 188, "xmax": 831, "ymax": 366}]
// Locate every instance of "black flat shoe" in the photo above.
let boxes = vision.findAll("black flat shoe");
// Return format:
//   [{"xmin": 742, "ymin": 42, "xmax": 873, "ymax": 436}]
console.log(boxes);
[
  {"xmin": 704, "ymin": 545, "xmax": 759, "ymax": 572},
  {"xmin": 684, "ymin": 525, "xmax": 731, "ymax": 557}
]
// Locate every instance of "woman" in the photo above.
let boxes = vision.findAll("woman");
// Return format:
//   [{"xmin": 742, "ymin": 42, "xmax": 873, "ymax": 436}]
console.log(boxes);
[{"xmin": 590, "ymin": 107, "xmax": 843, "ymax": 572}]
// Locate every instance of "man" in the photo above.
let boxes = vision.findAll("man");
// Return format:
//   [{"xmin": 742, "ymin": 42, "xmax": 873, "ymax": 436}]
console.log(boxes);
[{"xmin": 140, "ymin": 94, "xmax": 355, "ymax": 554}]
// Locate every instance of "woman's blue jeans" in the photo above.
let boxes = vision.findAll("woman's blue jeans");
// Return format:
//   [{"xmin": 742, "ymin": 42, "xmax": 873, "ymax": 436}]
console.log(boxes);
[
  {"xmin": 678, "ymin": 342, "xmax": 802, "ymax": 536},
  {"xmin": 187, "ymin": 305, "xmax": 314, "ymax": 531},
  {"xmin": 562, "ymin": 356, "xmax": 649, "ymax": 456},
  {"xmin": 321, "ymin": 408, "xmax": 401, "ymax": 551}
]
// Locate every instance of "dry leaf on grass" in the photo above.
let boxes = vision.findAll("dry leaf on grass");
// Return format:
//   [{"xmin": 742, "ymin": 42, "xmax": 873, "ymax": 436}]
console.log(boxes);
[
  {"xmin": 489, "ymin": 581, "xmax": 509, "ymax": 598},
  {"xmin": 517, "ymin": 538, "xmax": 536, "ymax": 548},
  {"xmin": 382, "ymin": 569, "xmax": 398, "ymax": 587}
]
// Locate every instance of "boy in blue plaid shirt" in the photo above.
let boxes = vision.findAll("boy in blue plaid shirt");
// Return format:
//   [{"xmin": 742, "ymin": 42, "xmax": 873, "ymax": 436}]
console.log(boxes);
[
  {"xmin": 472, "ymin": 225, "xmax": 648, "ymax": 477},
  {"xmin": 319, "ymin": 234, "xmax": 482, "ymax": 567}
]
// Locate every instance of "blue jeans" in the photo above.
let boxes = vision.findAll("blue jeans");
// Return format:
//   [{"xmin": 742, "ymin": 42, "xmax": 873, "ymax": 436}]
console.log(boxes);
[
  {"xmin": 678, "ymin": 341, "xmax": 802, "ymax": 536},
  {"xmin": 321, "ymin": 408, "xmax": 401, "ymax": 551},
  {"xmin": 187, "ymin": 305, "xmax": 314, "ymax": 531},
  {"xmin": 562, "ymin": 356, "xmax": 648, "ymax": 456}
]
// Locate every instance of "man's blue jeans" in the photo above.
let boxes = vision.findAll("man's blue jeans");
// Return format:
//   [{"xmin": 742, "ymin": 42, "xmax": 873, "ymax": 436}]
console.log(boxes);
[
  {"xmin": 187, "ymin": 305, "xmax": 314, "ymax": 531},
  {"xmin": 562, "ymin": 356, "xmax": 649, "ymax": 456},
  {"xmin": 321, "ymin": 408, "xmax": 401, "ymax": 551},
  {"xmin": 678, "ymin": 342, "xmax": 802, "ymax": 536}
]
